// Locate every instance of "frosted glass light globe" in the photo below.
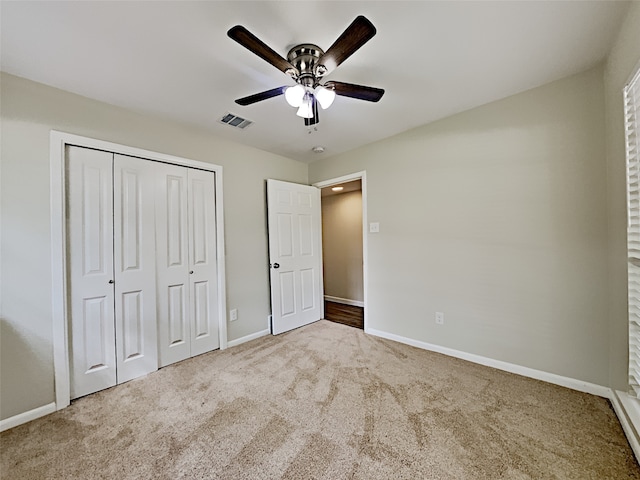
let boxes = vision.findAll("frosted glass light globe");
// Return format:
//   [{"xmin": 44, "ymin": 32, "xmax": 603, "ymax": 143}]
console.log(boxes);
[
  {"xmin": 296, "ymin": 93, "xmax": 314, "ymax": 118},
  {"xmin": 284, "ymin": 84, "xmax": 305, "ymax": 107},
  {"xmin": 314, "ymin": 85, "xmax": 336, "ymax": 109}
]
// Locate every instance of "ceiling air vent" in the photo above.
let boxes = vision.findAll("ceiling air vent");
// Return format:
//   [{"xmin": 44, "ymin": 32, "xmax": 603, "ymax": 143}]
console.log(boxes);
[{"xmin": 219, "ymin": 112, "xmax": 253, "ymax": 130}]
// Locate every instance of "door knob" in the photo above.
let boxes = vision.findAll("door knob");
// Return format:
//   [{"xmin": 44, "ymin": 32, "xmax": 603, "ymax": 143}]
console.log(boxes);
[
  {"xmin": 189, "ymin": 270, "xmax": 194, "ymax": 274},
  {"xmin": 272, "ymin": 263, "xmax": 280, "ymax": 269},
  {"xmin": 108, "ymin": 280, "xmax": 114, "ymax": 284}
]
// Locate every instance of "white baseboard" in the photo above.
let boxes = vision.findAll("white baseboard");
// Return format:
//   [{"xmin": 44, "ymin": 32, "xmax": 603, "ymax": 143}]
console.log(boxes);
[
  {"xmin": 366, "ymin": 328, "xmax": 610, "ymax": 398},
  {"xmin": 227, "ymin": 329, "xmax": 270, "ymax": 348},
  {"xmin": 324, "ymin": 295, "xmax": 364, "ymax": 308},
  {"xmin": 611, "ymin": 390, "xmax": 640, "ymax": 462},
  {"xmin": 0, "ymin": 402, "xmax": 56, "ymax": 432}
]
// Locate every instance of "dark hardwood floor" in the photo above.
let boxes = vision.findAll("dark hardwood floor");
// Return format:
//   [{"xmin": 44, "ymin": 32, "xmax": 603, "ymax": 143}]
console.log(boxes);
[{"xmin": 324, "ymin": 301, "xmax": 364, "ymax": 329}]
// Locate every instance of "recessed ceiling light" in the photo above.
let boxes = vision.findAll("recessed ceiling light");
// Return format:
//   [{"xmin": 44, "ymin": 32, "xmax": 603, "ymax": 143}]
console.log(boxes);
[
  {"xmin": 312, "ymin": 146, "xmax": 325, "ymax": 153},
  {"xmin": 332, "ymin": 186, "xmax": 344, "ymax": 192}
]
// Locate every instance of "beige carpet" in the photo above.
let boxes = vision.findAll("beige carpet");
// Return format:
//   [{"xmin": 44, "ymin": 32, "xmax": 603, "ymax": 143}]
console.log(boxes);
[{"xmin": 1, "ymin": 320, "xmax": 639, "ymax": 479}]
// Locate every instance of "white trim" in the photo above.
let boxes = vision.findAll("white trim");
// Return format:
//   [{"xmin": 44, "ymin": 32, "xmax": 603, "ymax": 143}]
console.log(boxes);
[
  {"xmin": 316, "ymin": 185, "xmax": 325, "ymax": 323},
  {"xmin": 214, "ymin": 162, "xmax": 228, "ymax": 351},
  {"xmin": 611, "ymin": 390, "xmax": 640, "ymax": 462},
  {"xmin": 366, "ymin": 327, "xmax": 610, "ymax": 398},
  {"xmin": 50, "ymin": 134, "xmax": 70, "ymax": 410},
  {"xmin": 625, "ymin": 57, "xmax": 640, "ymax": 86},
  {"xmin": 324, "ymin": 295, "xmax": 364, "ymax": 308},
  {"xmin": 227, "ymin": 329, "xmax": 270, "ymax": 348},
  {"xmin": 49, "ymin": 131, "xmax": 227, "ymax": 412},
  {"xmin": 0, "ymin": 403, "xmax": 56, "ymax": 432},
  {"xmin": 313, "ymin": 171, "xmax": 368, "ymax": 331}
]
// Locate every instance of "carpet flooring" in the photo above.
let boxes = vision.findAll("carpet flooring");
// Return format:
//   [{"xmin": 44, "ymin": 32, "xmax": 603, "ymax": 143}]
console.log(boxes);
[{"xmin": 1, "ymin": 320, "xmax": 639, "ymax": 479}]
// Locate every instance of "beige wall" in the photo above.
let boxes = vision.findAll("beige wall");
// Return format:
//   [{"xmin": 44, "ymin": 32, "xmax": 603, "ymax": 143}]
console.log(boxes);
[
  {"xmin": 321, "ymin": 190, "xmax": 363, "ymax": 302},
  {"xmin": 310, "ymin": 66, "xmax": 610, "ymax": 386},
  {"xmin": 604, "ymin": 1, "xmax": 640, "ymax": 391},
  {"xmin": 0, "ymin": 73, "xmax": 307, "ymax": 420}
]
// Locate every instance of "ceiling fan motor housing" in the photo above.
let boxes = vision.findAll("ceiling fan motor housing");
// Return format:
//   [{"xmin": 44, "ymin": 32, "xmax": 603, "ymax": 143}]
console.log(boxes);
[{"xmin": 287, "ymin": 44, "xmax": 325, "ymax": 86}]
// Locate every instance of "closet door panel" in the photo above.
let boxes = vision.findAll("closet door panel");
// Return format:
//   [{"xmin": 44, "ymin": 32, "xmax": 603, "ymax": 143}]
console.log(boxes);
[
  {"xmin": 188, "ymin": 169, "xmax": 219, "ymax": 356},
  {"xmin": 113, "ymin": 154, "xmax": 158, "ymax": 383},
  {"xmin": 193, "ymin": 280, "xmax": 210, "ymax": 338},
  {"xmin": 156, "ymin": 164, "xmax": 190, "ymax": 366},
  {"xmin": 67, "ymin": 146, "xmax": 116, "ymax": 399}
]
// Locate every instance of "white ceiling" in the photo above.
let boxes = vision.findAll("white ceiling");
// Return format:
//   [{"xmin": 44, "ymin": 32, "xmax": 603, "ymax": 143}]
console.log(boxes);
[
  {"xmin": 0, "ymin": 1, "xmax": 630, "ymax": 163},
  {"xmin": 321, "ymin": 179, "xmax": 362, "ymax": 197}
]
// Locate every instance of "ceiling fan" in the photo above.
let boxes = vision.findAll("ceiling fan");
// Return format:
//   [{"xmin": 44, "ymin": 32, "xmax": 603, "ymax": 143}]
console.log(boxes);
[{"xmin": 227, "ymin": 16, "xmax": 385, "ymax": 126}]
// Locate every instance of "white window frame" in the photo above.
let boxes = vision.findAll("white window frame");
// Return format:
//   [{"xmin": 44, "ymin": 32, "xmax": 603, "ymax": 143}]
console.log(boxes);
[{"xmin": 625, "ymin": 63, "xmax": 640, "ymax": 397}]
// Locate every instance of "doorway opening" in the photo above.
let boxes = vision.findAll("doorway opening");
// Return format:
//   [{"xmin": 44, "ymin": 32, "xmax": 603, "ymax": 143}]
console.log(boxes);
[{"xmin": 315, "ymin": 173, "xmax": 367, "ymax": 330}]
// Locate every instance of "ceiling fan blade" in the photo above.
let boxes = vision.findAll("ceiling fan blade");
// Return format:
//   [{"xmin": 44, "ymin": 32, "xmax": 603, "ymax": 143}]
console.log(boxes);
[
  {"xmin": 316, "ymin": 16, "xmax": 377, "ymax": 75},
  {"xmin": 228, "ymin": 26, "xmax": 299, "ymax": 77},
  {"xmin": 235, "ymin": 86, "xmax": 287, "ymax": 106},
  {"xmin": 326, "ymin": 81, "xmax": 385, "ymax": 102}
]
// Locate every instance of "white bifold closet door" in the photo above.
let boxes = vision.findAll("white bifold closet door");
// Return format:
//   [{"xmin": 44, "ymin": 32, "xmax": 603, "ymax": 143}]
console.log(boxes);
[
  {"xmin": 67, "ymin": 146, "xmax": 158, "ymax": 399},
  {"xmin": 156, "ymin": 163, "xmax": 219, "ymax": 367}
]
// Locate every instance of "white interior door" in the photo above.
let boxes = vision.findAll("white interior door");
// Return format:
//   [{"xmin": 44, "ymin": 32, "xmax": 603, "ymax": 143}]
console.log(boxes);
[
  {"xmin": 113, "ymin": 154, "xmax": 158, "ymax": 383},
  {"xmin": 188, "ymin": 169, "xmax": 219, "ymax": 355},
  {"xmin": 267, "ymin": 179, "xmax": 322, "ymax": 335},
  {"xmin": 156, "ymin": 163, "xmax": 190, "ymax": 367},
  {"xmin": 67, "ymin": 146, "xmax": 117, "ymax": 399}
]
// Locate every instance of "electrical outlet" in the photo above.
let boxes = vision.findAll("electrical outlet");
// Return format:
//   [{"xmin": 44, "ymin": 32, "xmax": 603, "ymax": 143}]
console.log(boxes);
[
  {"xmin": 435, "ymin": 312, "xmax": 444, "ymax": 325},
  {"xmin": 369, "ymin": 222, "xmax": 380, "ymax": 233},
  {"xmin": 230, "ymin": 308, "xmax": 238, "ymax": 322}
]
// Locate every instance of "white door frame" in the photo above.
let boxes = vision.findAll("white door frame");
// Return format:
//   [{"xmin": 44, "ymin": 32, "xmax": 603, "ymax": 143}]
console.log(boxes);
[
  {"xmin": 313, "ymin": 171, "xmax": 369, "ymax": 332},
  {"xmin": 50, "ymin": 131, "xmax": 227, "ymax": 411}
]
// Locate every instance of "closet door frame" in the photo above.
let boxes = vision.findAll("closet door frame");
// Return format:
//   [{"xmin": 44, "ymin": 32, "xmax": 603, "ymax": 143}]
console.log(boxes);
[{"xmin": 50, "ymin": 131, "xmax": 227, "ymax": 411}]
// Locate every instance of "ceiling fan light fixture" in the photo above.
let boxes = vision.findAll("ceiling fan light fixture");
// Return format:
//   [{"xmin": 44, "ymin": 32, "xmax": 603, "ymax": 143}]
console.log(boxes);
[
  {"xmin": 285, "ymin": 84, "xmax": 305, "ymax": 107},
  {"xmin": 315, "ymin": 85, "xmax": 336, "ymax": 109},
  {"xmin": 296, "ymin": 92, "xmax": 315, "ymax": 118}
]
